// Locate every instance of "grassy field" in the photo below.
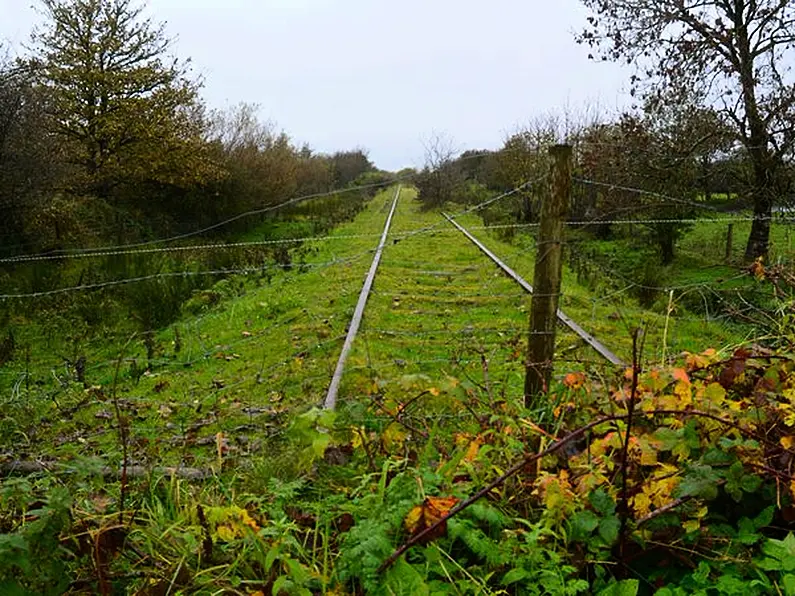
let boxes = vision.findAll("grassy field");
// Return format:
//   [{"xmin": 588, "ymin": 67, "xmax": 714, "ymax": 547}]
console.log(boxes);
[
  {"xmin": 0, "ymin": 186, "xmax": 757, "ymax": 470},
  {"xmin": 1, "ymin": 186, "xmax": 778, "ymax": 594}
]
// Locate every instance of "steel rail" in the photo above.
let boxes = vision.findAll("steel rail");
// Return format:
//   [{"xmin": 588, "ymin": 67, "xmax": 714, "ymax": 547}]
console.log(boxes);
[
  {"xmin": 323, "ymin": 186, "xmax": 402, "ymax": 409},
  {"xmin": 443, "ymin": 213, "xmax": 626, "ymax": 367}
]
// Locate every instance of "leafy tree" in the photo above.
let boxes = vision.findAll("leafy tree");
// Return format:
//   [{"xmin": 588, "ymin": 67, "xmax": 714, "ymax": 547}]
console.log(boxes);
[
  {"xmin": 329, "ymin": 149, "xmax": 374, "ymax": 188},
  {"xmin": 202, "ymin": 103, "xmax": 302, "ymax": 229},
  {"xmin": 579, "ymin": 104, "xmax": 729, "ymax": 264},
  {"xmin": 578, "ymin": 0, "xmax": 795, "ymax": 260},
  {"xmin": 0, "ymin": 52, "xmax": 63, "ymax": 255},
  {"xmin": 29, "ymin": 0, "xmax": 209, "ymax": 201}
]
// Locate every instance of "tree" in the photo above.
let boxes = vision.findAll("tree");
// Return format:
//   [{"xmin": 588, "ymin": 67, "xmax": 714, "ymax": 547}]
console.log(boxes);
[
  {"xmin": 329, "ymin": 150, "xmax": 374, "ymax": 187},
  {"xmin": 203, "ymin": 103, "xmax": 301, "ymax": 229},
  {"xmin": 579, "ymin": 103, "xmax": 730, "ymax": 264},
  {"xmin": 578, "ymin": 0, "xmax": 795, "ymax": 260},
  {"xmin": 0, "ymin": 52, "xmax": 63, "ymax": 254},
  {"xmin": 415, "ymin": 133, "xmax": 465, "ymax": 210},
  {"xmin": 30, "ymin": 0, "xmax": 206, "ymax": 199}
]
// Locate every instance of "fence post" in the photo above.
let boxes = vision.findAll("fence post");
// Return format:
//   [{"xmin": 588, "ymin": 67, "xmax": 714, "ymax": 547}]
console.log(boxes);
[
  {"xmin": 524, "ymin": 145, "xmax": 572, "ymax": 408},
  {"xmin": 725, "ymin": 223, "xmax": 734, "ymax": 262}
]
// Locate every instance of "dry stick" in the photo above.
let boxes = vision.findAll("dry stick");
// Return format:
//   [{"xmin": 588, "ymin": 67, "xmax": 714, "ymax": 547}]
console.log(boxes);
[
  {"xmin": 618, "ymin": 328, "xmax": 643, "ymax": 561},
  {"xmin": 0, "ymin": 461, "xmax": 210, "ymax": 480},
  {"xmin": 111, "ymin": 336, "xmax": 135, "ymax": 526},
  {"xmin": 377, "ymin": 406, "xmax": 774, "ymax": 574}
]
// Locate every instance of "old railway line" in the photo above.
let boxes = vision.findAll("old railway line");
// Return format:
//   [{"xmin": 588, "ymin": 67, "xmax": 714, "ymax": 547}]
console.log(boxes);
[{"xmin": 324, "ymin": 186, "xmax": 625, "ymax": 409}]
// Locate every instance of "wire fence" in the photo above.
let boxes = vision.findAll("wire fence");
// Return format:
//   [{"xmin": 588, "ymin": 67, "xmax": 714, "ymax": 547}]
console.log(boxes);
[{"xmin": 1, "ymin": 175, "xmax": 782, "ymax": 474}]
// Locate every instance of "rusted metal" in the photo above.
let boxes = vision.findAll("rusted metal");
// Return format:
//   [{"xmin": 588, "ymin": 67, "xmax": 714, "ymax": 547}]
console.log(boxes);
[
  {"xmin": 443, "ymin": 213, "xmax": 626, "ymax": 368},
  {"xmin": 324, "ymin": 186, "xmax": 401, "ymax": 409}
]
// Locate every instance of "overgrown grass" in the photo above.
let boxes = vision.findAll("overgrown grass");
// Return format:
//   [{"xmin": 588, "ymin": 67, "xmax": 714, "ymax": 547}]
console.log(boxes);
[{"xmin": 1, "ymin": 187, "xmax": 791, "ymax": 594}]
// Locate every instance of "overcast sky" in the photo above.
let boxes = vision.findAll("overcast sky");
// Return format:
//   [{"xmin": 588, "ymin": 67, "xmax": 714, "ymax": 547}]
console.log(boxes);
[{"xmin": 0, "ymin": 0, "xmax": 631, "ymax": 170}]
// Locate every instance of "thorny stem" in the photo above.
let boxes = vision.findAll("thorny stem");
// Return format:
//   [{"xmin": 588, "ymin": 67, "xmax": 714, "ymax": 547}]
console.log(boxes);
[{"xmin": 619, "ymin": 328, "xmax": 643, "ymax": 560}]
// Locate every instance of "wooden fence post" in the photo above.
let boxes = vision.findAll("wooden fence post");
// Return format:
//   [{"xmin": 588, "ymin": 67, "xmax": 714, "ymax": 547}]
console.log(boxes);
[
  {"xmin": 524, "ymin": 145, "xmax": 572, "ymax": 408},
  {"xmin": 725, "ymin": 223, "xmax": 734, "ymax": 262}
]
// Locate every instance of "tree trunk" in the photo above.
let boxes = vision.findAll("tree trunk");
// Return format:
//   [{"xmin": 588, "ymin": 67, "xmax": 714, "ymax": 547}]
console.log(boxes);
[
  {"xmin": 522, "ymin": 194, "xmax": 532, "ymax": 223},
  {"xmin": 736, "ymin": 16, "xmax": 774, "ymax": 262},
  {"xmin": 702, "ymin": 156, "xmax": 712, "ymax": 203},
  {"xmin": 744, "ymin": 182, "xmax": 773, "ymax": 261}
]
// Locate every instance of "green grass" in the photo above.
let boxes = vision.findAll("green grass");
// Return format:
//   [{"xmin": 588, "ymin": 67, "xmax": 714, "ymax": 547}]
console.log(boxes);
[
  {"xmin": 1, "ymin": 186, "xmax": 762, "ymax": 472},
  {"xmin": 2, "ymin": 186, "xmax": 790, "ymax": 595}
]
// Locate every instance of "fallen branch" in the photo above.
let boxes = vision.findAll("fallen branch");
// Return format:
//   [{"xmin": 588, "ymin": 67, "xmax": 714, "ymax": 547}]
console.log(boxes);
[
  {"xmin": 0, "ymin": 461, "xmax": 210, "ymax": 481},
  {"xmin": 635, "ymin": 496, "xmax": 694, "ymax": 526}
]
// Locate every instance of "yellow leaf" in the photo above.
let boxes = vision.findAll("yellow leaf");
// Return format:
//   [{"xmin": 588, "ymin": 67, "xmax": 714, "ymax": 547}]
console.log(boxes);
[
  {"xmin": 704, "ymin": 382, "xmax": 726, "ymax": 405},
  {"xmin": 464, "ymin": 438, "xmax": 481, "ymax": 462},
  {"xmin": 404, "ymin": 505, "xmax": 424, "ymax": 535},
  {"xmin": 383, "ymin": 423, "xmax": 408, "ymax": 451},
  {"xmin": 783, "ymin": 436, "xmax": 795, "ymax": 450},
  {"xmin": 674, "ymin": 381, "xmax": 693, "ymax": 407},
  {"xmin": 683, "ymin": 519, "xmax": 700, "ymax": 533},
  {"xmin": 632, "ymin": 493, "xmax": 652, "ymax": 518},
  {"xmin": 216, "ymin": 524, "xmax": 236, "ymax": 542},
  {"xmin": 351, "ymin": 427, "xmax": 365, "ymax": 449},
  {"xmin": 429, "ymin": 387, "xmax": 440, "ymax": 397},
  {"xmin": 639, "ymin": 442, "xmax": 658, "ymax": 466}
]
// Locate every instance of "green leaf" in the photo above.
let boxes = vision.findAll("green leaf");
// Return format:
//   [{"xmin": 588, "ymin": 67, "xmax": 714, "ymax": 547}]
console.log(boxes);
[
  {"xmin": 589, "ymin": 488, "xmax": 616, "ymax": 516},
  {"xmin": 701, "ymin": 448, "xmax": 734, "ymax": 466},
  {"xmin": 598, "ymin": 516, "xmax": 621, "ymax": 545},
  {"xmin": 652, "ymin": 428, "xmax": 681, "ymax": 451},
  {"xmin": 759, "ymin": 534, "xmax": 795, "ymax": 572},
  {"xmin": 384, "ymin": 558, "xmax": 429, "ymax": 596},
  {"xmin": 683, "ymin": 421, "xmax": 701, "ymax": 449},
  {"xmin": 502, "ymin": 568, "xmax": 530, "ymax": 585},
  {"xmin": 598, "ymin": 579, "xmax": 639, "ymax": 596},
  {"xmin": 678, "ymin": 464, "xmax": 720, "ymax": 500},
  {"xmin": 568, "ymin": 510, "xmax": 599, "ymax": 542},
  {"xmin": 272, "ymin": 575, "xmax": 291, "ymax": 595},
  {"xmin": 754, "ymin": 506, "xmax": 775, "ymax": 529},
  {"xmin": 736, "ymin": 517, "xmax": 762, "ymax": 545},
  {"xmin": 311, "ymin": 433, "xmax": 331, "ymax": 457},
  {"xmin": 724, "ymin": 461, "xmax": 761, "ymax": 502},
  {"xmin": 782, "ymin": 574, "xmax": 795, "ymax": 596},
  {"xmin": 264, "ymin": 545, "xmax": 279, "ymax": 572}
]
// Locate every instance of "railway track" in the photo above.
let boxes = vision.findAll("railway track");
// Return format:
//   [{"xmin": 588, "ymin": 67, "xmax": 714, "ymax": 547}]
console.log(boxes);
[{"xmin": 324, "ymin": 187, "xmax": 624, "ymax": 409}]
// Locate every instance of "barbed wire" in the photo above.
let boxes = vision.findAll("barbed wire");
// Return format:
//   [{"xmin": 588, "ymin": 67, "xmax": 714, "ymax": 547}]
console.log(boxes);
[
  {"xmin": 0, "ymin": 250, "xmax": 372, "ymax": 300},
  {"xmin": 0, "ymin": 179, "xmax": 415, "ymax": 260},
  {"xmin": 0, "ymin": 232, "xmax": 389, "ymax": 265},
  {"xmin": 574, "ymin": 178, "xmax": 721, "ymax": 212}
]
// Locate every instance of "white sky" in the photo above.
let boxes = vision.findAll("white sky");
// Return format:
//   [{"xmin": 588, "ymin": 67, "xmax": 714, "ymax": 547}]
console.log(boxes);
[{"xmin": 0, "ymin": 0, "xmax": 632, "ymax": 170}]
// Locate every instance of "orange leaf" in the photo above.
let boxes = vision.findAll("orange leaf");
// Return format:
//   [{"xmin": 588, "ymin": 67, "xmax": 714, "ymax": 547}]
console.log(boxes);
[
  {"xmin": 672, "ymin": 368, "xmax": 690, "ymax": 385},
  {"xmin": 404, "ymin": 496, "xmax": 460, "ymax": 543},
  {"xmin": 563, "ymin": 372, "xmax": 586, "ymax": 389}
]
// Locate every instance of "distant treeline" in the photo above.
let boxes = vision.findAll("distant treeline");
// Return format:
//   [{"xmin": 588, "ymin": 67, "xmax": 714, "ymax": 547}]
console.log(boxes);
[{"xmin": 0, "ymin": 1, "xmax": 393, "ymax": 261}]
